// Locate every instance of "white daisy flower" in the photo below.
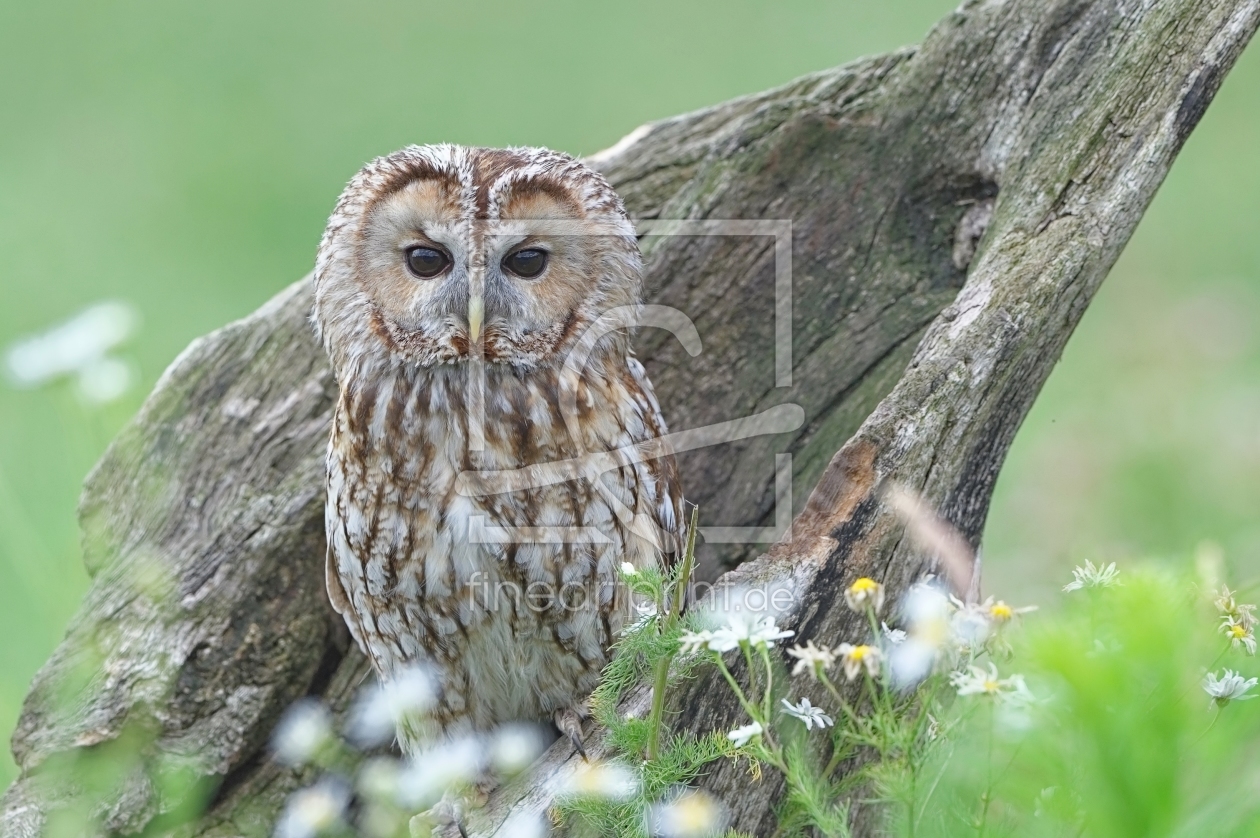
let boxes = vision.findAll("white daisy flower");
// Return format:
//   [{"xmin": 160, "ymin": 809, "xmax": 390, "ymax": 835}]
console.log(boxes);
[
  {"xmin": 881, "ymin": 623, "xmax": 907, "ymax": 646},
  {"xmin": 622, "ymin": 601, "xmax": 659, "ymax": 636},
  {"xmin": 903, "ymin": 581, "xmax": 954, "ymax": 647},
  {"xmin": 950, "ymin": 663, "xmax": 1032, "ymax": 703},
  {"xmin": 271, "ymin": 698, "xmax": 333, "ymax": 767},
  {"xmin": 748, "ymin": 616, "xmax": 796, "ymax": 647},
  {"xmin": 925, "ymin": 713, "xmax": 941, "ymax": 742},
  {"xmin": 844, "ymin": 577, "xmax": 885, "ymax": 614},
  {"xmin": 561, "ymin": 760, "xmax": 640, "ymax": 800},
  {"xmin": 356, "ymin": 756, "xmax": 402, "ymax": 803},
  {"xmin": 1215, "ymin": 586, "xmax": 1257, "ymax": 631},
  {"xmin": 887, "ymin": 580, "xmax": 954, "ymax": 688},
  {"xmin": 620, "ymin": 562, "xmax": 639, "ymax": 576},
  {"xmin": 889, "ymin": 639, "xmax": 938, "ymax": 689},
  {"xmin": 780, "ymin": 697, "xmax": 834, "ymax": 730},
  {"xmin": 727, "ymin": 721, "xmax": 764, "ymax": 747},
  {"xmin": 395, "ymin": 735, "xmax": 486, "ymax": 809},
  {"xmin": 490, "ymin": 723, "xmax": 548, "ymax": 776},
  {"xmin": 1203, "ymin": 669, "xmax": 1259, "ymax": 706},
  {"xmin": 1214, "ymin": 585, "xmax": 1241, "ymax": 615},
  {"xmin": 1221, "ymin": 617, "xmax": 1257, "ymax": 655},
  {"xmin": 708, "ymin": 615, "xmax": 794, "ymax": 652},
  {"xmin": 948, "ymin": 598, "xmax": 992, "ymax": 650},
  {"xmin": 837, "ymin": 643, "xmax": 882, "ymax": 681},
  {"xmin": 982, "ymin": 596, "xmax": 1037, "ymax": 624},
  {"xmin": 647, "ymin": 788, "xmax": 727, "ymax": 837},
  {"xmin": 944, "ymin": 594, "xmax": 1034, "ymax": 649},
  {"xmin": 786, "ymin": 640, "xmax": 837, "ymax": 680},
  {"xmin": 346, "ymin": 665, "xmax": 437, "ymax": 747},
  {"xmin": 276, "ymin": 780, "xmax": 350, "ymax": 838},
  {"xmin": 4, "ymin": 300, "xmax": 139, "ymax": 404},
  {"xmin": 497, "ymin": 811, "xmax": 550, "ymax": 838},
  {"xmin": 1062, "ymin": 559, "xmax": 1120, "ymax": 592},
  {"xmin": 77, "ymin": 356, "xmax": 136, "ymax": 404},
  {"xmin": 678, "ymin": 629, "xmax": 715, "ymax": 655}
]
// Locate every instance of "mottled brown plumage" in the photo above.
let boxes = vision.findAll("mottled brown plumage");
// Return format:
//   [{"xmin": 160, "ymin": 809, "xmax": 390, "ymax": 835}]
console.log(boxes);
[{"xmin": 312, "ymin": 145, "xmax": 683, "ymax": 746}]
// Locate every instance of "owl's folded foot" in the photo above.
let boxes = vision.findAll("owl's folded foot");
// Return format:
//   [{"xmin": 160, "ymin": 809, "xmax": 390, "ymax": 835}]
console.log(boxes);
[{"xmin": 554, "ymin": 706, "xmax": 589, "ymax": 761}]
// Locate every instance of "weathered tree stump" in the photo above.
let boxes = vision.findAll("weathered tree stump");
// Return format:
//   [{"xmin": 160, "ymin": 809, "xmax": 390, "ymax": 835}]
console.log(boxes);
[{"xmin": 4, "ymin": 0, "xmax": 1257, "ymax": 834}]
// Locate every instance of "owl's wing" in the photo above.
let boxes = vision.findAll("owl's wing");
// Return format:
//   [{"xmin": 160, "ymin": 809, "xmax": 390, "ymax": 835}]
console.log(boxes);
[
  {"xmin": 621, "ymin": 353, "xmax": 687, "ymax": 572},
  {"xmin": 324, "ymin": 441, "xmax": 373, "ymax": 659},
  {"xmin": 325, "ymin": 540, "xmax": 370, "ymax": 654}
]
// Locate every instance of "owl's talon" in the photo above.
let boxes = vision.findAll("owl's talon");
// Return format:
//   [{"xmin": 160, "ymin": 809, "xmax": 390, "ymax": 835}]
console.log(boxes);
[
  {"xmin": 569, "ymin": 731, "xmax": 588, "ymax": 761},
  {"xmin": 554, "ymin": 706, "xmax": 589, "ymax": 761}
]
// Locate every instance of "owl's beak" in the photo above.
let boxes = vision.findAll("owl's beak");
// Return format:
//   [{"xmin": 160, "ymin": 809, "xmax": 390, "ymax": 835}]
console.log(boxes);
[{"xmin": 468, "ymin": 293, "xmax": 484, "ymax": 343}]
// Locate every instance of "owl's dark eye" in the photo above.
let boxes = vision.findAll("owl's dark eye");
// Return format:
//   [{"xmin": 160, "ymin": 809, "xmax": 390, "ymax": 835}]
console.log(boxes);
[
  {"xmin": 502, "ymin": 248, "xmax": 548, "ymax": 279},
  {"xmin": 404, "ymin": 246, "xmax": 450, "ymax": 279}
]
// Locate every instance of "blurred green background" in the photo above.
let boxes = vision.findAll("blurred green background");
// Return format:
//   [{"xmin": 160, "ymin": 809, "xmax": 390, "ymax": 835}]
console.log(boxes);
[{"xmin": 0, "ymin": 0, "xmax": 1256, "ymax": 788}]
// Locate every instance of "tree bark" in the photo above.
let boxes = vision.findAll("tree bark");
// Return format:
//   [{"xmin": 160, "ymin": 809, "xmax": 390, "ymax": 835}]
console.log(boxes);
[{"xmin": 4, "ymin": 0, "xmax": 1257, "ymax": 835}]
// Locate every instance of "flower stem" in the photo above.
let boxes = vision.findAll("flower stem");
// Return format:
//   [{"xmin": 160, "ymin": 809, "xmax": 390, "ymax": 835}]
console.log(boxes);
[
  {"xmin": 743, "ymin": 643, "xmax": 761, "ymax": 707},
  {"xmin": 820, "ymin": 673, "xmax": 863, "ymax": 729},
  {"xmin": 646, "ymin": 653, "xmax": 672, "ymax": 761},
  {"xmin": 715, "ymin": 657, "xmax": 762, "ymax": 726},
  {"xmin": 759, "ymin": 645, "xmax": 776, "ymax": 723},
  {"xmin": 1158, "ymin": 643, "xmax": 1231, "ymax": 713},
  {"xmin": 976, "ymin": 701, "xmax": 994, "ymax": 837},
  {"xmin": 1193, "ymin": 709, "xmax": 1222, "ymax": 746},
  {"xmin": 672, "ymin": 506, "xmax": 699, "ymax": 618},
  {"xmin": 645, "ymin": 506, "xmax": 700, "ymax": 761}
]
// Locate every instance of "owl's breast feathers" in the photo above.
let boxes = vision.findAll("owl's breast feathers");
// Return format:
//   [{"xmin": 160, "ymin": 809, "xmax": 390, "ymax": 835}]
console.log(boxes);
[{"xmin": 324, "ymin": 355, "xmax": 683, "ymax": 730}]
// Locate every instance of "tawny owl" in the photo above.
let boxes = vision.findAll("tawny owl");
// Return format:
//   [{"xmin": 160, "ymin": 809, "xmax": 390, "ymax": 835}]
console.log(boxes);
[{"xmin": 312, "ymin": 144, "xmax": 684, "ymax": 751}]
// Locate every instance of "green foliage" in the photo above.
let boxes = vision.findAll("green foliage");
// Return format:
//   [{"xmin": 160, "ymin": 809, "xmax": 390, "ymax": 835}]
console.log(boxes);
[
  {"xmin": 915, "ymin": 569, "xmax": 1260, "ymax": 838},
  {"xmin": 576, "ymin": 554, "xmax": 1260, "ymax": 838}
]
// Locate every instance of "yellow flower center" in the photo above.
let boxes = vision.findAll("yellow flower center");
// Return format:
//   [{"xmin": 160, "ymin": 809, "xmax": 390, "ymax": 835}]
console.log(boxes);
[
  {"xmin": 989, "ymin": 602, "xmax": 1014, "ymax": 621},
  {"xmin": 1230, "ymin": 624, "xmax": 1248, "ymax": 639},
  {"xmin": 850, "ymin": 577, "xmax": 879, "ymax": 594},
  {"xmin": 667, "ymin": 795, "xmax": 719, "ymax": 830},
  {"xmin": 850, "ymin": 645, "xmax": 873, "ymax": 660},
  {"xmin": 982, "ymin": 679, "xmax": 1000, "ymax": 693}
]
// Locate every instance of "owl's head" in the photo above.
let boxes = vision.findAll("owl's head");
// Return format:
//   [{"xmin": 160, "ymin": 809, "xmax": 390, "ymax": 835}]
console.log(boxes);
[{"xmin": 313, "ymin": 144, "xmax": 642, "ymax": 375}]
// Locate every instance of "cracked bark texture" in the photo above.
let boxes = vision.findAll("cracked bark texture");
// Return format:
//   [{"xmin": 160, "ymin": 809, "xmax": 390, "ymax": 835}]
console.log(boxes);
[{"xmin": 4, "ymin": 0, "xmax": 1257, "ymax": 835}]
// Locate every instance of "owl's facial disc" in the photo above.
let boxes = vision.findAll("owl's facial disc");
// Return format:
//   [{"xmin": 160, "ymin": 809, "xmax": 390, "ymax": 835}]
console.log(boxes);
[{"xmin": 347, "ymin": 161, "xmax": 638, "ymax": 369}]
